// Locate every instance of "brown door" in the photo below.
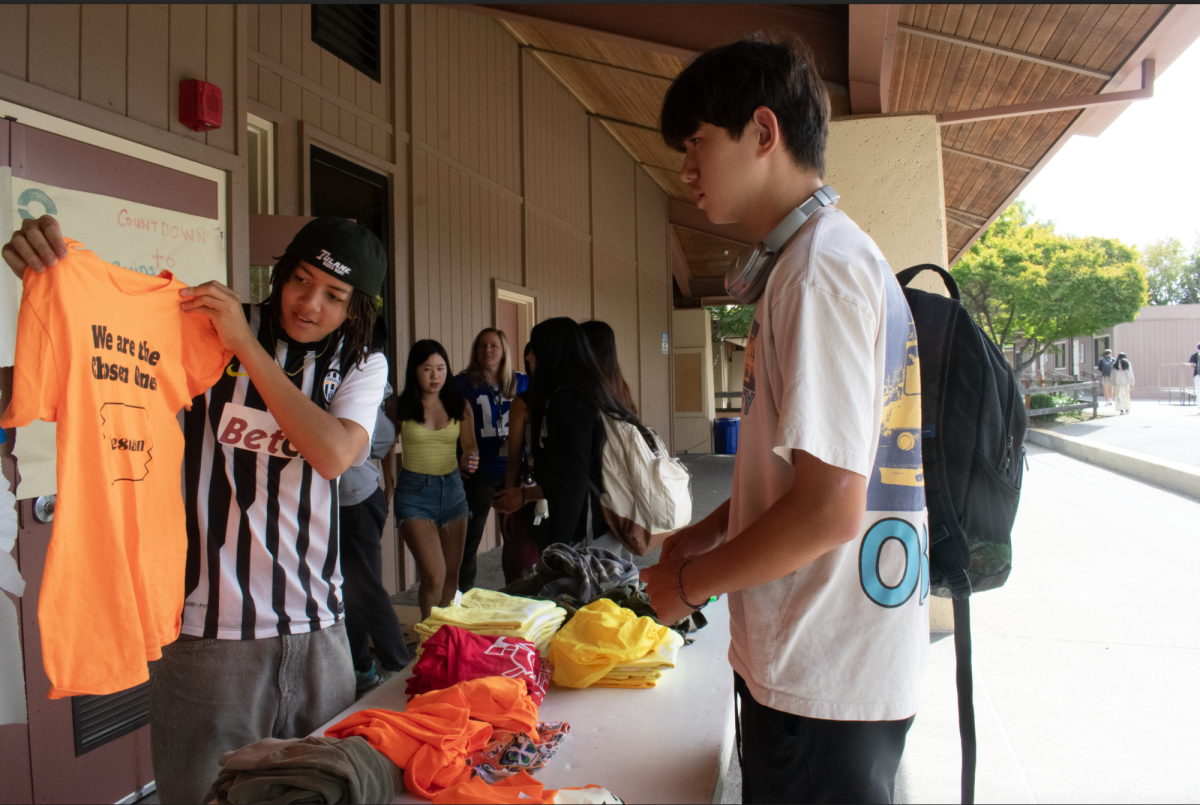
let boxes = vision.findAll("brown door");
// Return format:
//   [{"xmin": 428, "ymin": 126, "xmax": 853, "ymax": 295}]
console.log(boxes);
[
  {"xmin": 497, "ymin": 299, "xmax": 520, "ymax": 364},
  {"xmin": 3, "ymin": 119, "xmax": 220, "ymax": 804}
]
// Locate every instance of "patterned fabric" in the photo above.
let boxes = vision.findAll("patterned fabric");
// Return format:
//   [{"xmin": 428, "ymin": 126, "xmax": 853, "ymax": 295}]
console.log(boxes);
[{"xmin": 467, "ymin": 722, "xmax": 571, "ymax": 784}]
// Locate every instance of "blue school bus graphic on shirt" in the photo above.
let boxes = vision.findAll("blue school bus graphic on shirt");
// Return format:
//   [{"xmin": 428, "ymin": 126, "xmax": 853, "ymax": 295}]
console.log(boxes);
[
  {"xmin": 866, "ymin": 280, "xmax": 925, "ymax": 513},
  {"xmin": 859, "ymin": 279, "xmax": 928, "ymax": 609}
]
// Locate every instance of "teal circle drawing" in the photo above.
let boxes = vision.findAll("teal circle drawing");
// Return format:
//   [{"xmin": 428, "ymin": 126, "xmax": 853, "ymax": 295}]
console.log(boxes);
[{"xmin": 17, "ymin": 188, "xmax": 57, "ymax": 220}]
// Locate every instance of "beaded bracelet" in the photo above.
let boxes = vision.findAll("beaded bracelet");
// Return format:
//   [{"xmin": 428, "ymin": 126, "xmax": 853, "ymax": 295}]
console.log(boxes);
[{"xmin": 677, "ymin": 558, "xmax": 707, "ymax": 611}]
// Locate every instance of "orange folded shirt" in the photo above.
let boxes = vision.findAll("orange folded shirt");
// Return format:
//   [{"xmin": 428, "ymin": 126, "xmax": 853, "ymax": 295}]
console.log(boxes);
[{"xmin": 326, "ymin": 676, "xmax": 540, "ymax": 798}]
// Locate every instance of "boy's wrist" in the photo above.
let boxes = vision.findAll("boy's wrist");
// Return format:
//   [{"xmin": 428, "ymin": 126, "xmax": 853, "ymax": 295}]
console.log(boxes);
[{"xmin": 677, "ymin": 558, "xmax": 707, "ymax": 611}]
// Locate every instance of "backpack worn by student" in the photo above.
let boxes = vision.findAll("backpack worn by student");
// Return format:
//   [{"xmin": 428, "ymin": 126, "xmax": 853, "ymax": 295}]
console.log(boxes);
[
  {"xmin": 591, "ymin": 415, "xmax": 692, "ymax": 556},
  {"xmin": 895, "ymin": 264, "xmax": 1028, "ymax": 805}
]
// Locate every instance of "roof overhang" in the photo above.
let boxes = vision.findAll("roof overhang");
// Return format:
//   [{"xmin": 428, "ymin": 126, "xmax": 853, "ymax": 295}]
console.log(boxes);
[{"xmin": 454, "ymin": 4, "xmax": 1200, "ymax": 304}]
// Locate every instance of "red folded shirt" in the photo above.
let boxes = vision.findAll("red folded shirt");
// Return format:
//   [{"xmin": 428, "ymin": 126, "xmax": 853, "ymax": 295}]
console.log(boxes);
[{"xmin": 407, "ymin": 625, "xmax": 550, "ymax": 705}]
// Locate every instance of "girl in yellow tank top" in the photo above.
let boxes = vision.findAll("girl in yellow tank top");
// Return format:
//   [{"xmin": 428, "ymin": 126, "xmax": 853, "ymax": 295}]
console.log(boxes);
[{"xmin": 392, "ymin": 340, "xmax": 478, "ymax": 620}]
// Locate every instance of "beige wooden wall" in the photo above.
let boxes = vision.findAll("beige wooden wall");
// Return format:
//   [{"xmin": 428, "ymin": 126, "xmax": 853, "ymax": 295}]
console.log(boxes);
[
  {"xmin": 0, "ymin": 4, "xmax": 240, "ymax": 154},
  {"xmin": 0, "ymin": 4, "xmax": 675, "ymax": 592},
  {"xmin": 0, "ymin": 3, "xmax": 672, "ymax": 437}
]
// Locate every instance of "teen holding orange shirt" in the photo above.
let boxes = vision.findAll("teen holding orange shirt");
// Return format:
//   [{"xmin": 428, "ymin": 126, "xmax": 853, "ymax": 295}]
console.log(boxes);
[{"xmin": 5, "ymin": 215, "xmax": 390, "ymax": 804}]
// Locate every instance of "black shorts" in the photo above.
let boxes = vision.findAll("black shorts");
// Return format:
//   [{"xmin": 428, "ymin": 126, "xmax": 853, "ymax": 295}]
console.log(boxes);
[{"xmin": 735, "ymin": 672, "xmax": 914, "ymax": 804}]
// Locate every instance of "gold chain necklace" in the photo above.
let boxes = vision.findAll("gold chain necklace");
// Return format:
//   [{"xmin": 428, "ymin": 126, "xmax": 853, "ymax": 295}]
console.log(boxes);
[{"xmin": 269, "ymin": 317, "xmax": 335, "ymax": 377}]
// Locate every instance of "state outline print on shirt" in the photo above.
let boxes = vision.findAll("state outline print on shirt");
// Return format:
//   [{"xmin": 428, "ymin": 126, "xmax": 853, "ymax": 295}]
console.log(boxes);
[{"xmin": 99, "ymin": 402, "xmax": 154, "ymax": 484}]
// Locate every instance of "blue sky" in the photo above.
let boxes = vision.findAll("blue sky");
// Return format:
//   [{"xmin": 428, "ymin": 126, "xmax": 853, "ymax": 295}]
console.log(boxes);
[{"xmin": 1017, "ymin": 38, "xmax": 1200, "ymax": 252}]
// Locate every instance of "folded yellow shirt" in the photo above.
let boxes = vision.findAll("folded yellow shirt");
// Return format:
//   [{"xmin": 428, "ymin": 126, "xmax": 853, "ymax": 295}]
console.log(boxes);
[
  {"xmin": 613, "ymin": 629, "xmax": 684, "ymax": 671},
  {"xmin": 414, "ymin": 591, "xmax": 567, "ymax": 656},
  {"xmin": 549, "ymin": 599, "xmax": 675, "ymax": 688},
  {"xmin": 594, "ymin": 676, "xmax": 661, "ymax": 689}
]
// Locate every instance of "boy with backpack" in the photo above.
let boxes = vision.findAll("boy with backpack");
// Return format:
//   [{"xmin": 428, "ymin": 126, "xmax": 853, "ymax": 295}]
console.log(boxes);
[
  {"xmin": 640, "ymin": 36, "xmax": 929, "ymax": 803},
  {"xmin": 1097, "ymin": 348, "xmax": 1115, "ymax": 405}
]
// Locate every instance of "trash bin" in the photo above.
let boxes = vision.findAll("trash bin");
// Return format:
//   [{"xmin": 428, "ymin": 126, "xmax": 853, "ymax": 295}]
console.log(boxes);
[{"xmin": 714, "ymin": 417, "xmax": 740, "ymax": 454}]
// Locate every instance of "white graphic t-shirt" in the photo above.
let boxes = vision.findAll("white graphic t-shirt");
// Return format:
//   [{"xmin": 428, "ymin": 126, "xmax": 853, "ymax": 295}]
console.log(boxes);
[{"xmin": 728, "ymin": 205, "xmax": 929, "ymax": 721}]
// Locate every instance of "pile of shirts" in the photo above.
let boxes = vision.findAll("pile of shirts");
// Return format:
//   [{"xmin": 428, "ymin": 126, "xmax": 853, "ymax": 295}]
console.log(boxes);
[
  {"xmin": 503, "ymin": 545, "xmax": 639, "ymax": 605},
  {"xmin": 206, "ymin": 735, "xmax": 399, "ymax": 804},
  {"xmin": 549, "ymin": 599, "xmax": 685, "ymax": 689},
  {"xmin": 502, "ymin": 544, "xmax": 708, "ymax": 638},
  {"xmin": 414, "ymin": 589, "xmax": 567, "ymax": 656},
  {"xmin": 326, "ymin": 676, "xmax": 562, "ymax": 798},
  {"xmin": 407, "ymin": 625, "xmax": 550, "ymax": 704}
]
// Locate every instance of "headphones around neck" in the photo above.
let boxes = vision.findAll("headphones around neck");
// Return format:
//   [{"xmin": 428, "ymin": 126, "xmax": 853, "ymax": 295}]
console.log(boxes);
[{"xmin": 724, "ymin": 185, "xmax": 840, "ymax": 305}]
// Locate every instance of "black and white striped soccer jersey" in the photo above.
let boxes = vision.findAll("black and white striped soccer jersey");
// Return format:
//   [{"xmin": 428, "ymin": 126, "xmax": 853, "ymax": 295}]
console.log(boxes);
[{"xmin": 180, "ymin": 304, "xmax": 387, "ymax": 639}]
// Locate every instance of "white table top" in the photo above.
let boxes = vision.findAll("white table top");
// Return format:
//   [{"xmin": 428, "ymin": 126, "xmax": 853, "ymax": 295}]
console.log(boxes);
[{"xmin": 313, "ymin": 598, "xmax": 736, "ymax": 804}]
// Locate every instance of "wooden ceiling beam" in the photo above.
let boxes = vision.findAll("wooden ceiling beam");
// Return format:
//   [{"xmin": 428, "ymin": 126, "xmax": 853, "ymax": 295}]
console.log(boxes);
[
  {"xmin": 945, "ymin": 207, "xmax": 989, "ymax": 224},
  {"xmin": 520, "ymin": 45, "xmax": 677, "ymax": 82},
  {"xmin": 938, "ymin": 59, "xmax": 1154, "ymax": 126},
  {"xmin": 942, "ymin": 146, "xmax": 1031, "ymax": 173},
  {"xmin": 848, "ymin": 5, "xmax": 900, "ymax": 115},
  {"xmin": 898, "ymin": 23, "xmax": 1115, "ymax": 81},
  {"xmin": 667, "ymin": 198, "xmax": 756, "ymax": 245}
]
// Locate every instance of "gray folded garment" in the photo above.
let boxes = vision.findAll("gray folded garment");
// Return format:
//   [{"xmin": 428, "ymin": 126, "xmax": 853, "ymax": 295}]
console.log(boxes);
[{"xmin": 206, "ymin": 735, "xmax": 402, "ymax": 804}]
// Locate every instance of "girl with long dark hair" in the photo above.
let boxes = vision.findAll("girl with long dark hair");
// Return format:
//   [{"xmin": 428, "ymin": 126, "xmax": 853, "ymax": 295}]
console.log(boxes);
[
  {"xmin": 1112, "ymin": 352, "xmax": 1135, "ymax": 414},
  {"xmin": 493, "ymin": 318, "xmax": 638, "ymax": 552},
  {"xmin": 581, "ymin": 319, "xmax": 638, "ymax": 415},
  {"xmin": 394, "ymin": 339, "xmax": 478, "ymax": 619}
]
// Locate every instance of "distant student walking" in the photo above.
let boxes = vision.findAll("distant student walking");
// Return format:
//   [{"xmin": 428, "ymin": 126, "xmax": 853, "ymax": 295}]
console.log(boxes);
[
  {"xmin": 1112, "ymin": 352, "xmax": 1134, "ymax": 414},
  {"xmin": 1096, "ymin": 348, "xmax": 1115, "ymax": 406},
  {"xmin": 1189, "ymin": 343, "xmax": 1199, "ymax": 411},
  {"xmin": 394, "ymin": 340, "xmax": 478, "ymax": 620}
]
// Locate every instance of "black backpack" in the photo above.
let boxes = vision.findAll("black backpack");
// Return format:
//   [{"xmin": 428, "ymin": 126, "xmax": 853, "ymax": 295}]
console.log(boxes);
[{"xmin": 896, "ymin": 264, "xmax": 1028, "ymax": 805}]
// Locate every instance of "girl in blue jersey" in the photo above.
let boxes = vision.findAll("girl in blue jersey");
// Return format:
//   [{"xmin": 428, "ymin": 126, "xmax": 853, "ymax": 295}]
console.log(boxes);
[{"xmin": 454, "ymin": 328, "xmax": 528, "ymax": 590}]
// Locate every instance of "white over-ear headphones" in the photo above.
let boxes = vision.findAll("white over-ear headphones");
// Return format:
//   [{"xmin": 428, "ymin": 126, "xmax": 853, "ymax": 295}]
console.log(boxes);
[{"xmin": 724, "ymin": 185, "xmax": 839, "ymax": 305}]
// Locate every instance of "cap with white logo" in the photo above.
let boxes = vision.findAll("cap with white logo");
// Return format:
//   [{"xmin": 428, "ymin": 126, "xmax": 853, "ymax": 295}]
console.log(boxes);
[{"xmin": 285, "ymin": 217, "xmax": 387, "ymax": 297}]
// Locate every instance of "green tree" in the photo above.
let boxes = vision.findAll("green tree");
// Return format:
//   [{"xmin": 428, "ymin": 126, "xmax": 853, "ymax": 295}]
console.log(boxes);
[
  {"xmin": 1143, "ymin": 236, "xmax": 1200, "ymax": 305},
  {"xmin": 706, "ymin": 304, "xmax": 756, "ymax": 340},
  {"xmin": 951, "ymin": 201, "xmax": 1148, "ymax": 373}
]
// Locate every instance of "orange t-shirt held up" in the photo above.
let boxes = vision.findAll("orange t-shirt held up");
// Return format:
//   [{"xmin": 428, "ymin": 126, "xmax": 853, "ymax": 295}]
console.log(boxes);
[{"xmin": 1, "ymin": 240, "xmax": 231, "ymax": 698}]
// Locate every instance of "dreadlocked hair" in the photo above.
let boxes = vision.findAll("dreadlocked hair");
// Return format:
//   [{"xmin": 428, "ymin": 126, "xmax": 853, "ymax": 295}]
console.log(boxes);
[{"xmin": 265, "ymin": 253, "xmax": 378, "ymax": 368}]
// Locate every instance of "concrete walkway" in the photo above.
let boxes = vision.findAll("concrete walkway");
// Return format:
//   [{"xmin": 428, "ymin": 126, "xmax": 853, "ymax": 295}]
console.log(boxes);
[
  {"xmin": 1045, "ymin": 397, "xmax": 1200, "ymax": 470},
  {"xmin": 897, "ymin": 443, "xmax": 1200, "ymax": 803}
]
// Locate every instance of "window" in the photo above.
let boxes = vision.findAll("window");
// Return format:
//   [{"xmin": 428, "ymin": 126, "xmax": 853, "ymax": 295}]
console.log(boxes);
[
  {"xmin": 246, "ymin": 114, "xmax": 275, "ymax": 216},
  {"xmin": 246, "ymin": 114, "xmax": 276, "ymax": 303},
  {"xmin": 1054, "ymin": 343, "xmax": 1066, "ymax": 369},
  {"xmin": 312, "ymin": 5, "xmax": 381, "ymax": 82}
]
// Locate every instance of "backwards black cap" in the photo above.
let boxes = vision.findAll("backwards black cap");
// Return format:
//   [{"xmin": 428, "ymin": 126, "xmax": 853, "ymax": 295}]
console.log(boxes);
[{"xmin": 285, "ymin": 217, "xmax": 387, "ymax": 297}]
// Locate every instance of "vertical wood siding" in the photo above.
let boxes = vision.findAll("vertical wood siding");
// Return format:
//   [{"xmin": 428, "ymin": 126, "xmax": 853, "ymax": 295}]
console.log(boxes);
[
  {"xmin": 5, "ymin": 4, "xmax": 680, "ymax": 598},
  {"xmin": 523, "ymin": 54, "xmax": 590, "ymax": 232},
  {"xmin": 409, "ymin": 6, "xmax": 523, "ymax": 368},
  {"xmin": 522, "ymin": 51, "xmax": 593, "ymax": 323},
  {"xmin": 635, "ymin": 169, "xmax": 672, "ymax": 440},
  {"xmin": 591, "ymin": 120, "xmax": 641, "ymax": 406},
  {"xmin": 411, "ymin": 6, "xmax": 520, "ymax": 194},
  {"xmin": 11, "ymin": 4, "xmax": 240, "ymax": 153}
]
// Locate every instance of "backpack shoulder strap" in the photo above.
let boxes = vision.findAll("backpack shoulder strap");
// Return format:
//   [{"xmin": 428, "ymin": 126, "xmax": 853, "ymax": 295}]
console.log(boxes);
[
  {"xmin": 954, "ymin": 597, "xmax": 977, "ymax": 805},
  {"xmin": 896, "ymin": 264, "xmax": 961, "ymax": 302}
]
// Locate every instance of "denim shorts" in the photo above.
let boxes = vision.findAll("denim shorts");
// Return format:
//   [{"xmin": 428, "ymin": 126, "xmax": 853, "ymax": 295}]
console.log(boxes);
[{"xmin": 393, "ymin": 468, "xmax": 469, "ymax": 528}]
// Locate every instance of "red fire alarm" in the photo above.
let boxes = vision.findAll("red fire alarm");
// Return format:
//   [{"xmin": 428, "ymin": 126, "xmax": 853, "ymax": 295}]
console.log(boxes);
[{"xmin": 179, "ymin": 79, "xmax": 222, "ymax": 132}]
